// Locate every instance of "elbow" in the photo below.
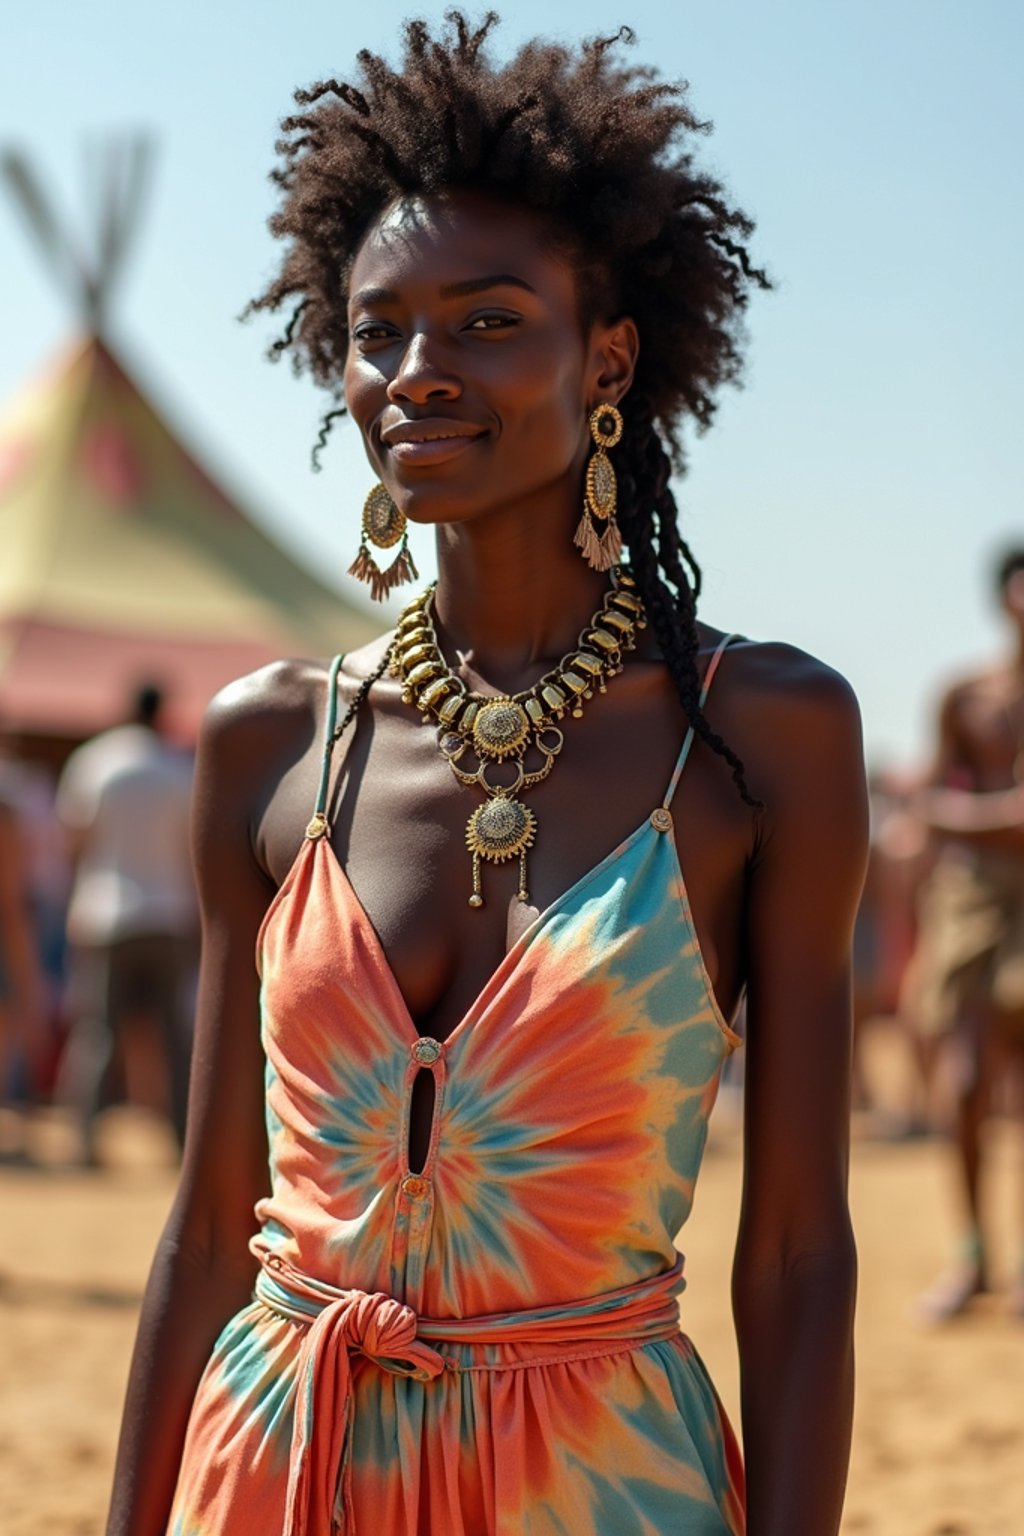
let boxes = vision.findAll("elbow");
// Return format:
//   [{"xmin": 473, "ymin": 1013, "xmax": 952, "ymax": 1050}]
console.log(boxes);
[
  {"xmin": 143, "ymin": 1224, "xmax": 258, "ymax": 1330},
  {"xmin": 732, "ymin": 1222, "xmax": 858, "ymax": 1336},
  {"xmin": 157, "ymin": 1198, "xmax": 258, "ymax": 1293}
]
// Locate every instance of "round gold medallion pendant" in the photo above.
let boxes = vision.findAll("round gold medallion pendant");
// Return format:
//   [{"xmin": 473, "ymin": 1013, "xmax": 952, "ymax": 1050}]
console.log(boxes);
[
  {"xmin": 466, "ymin": 797, "xmax": 536, "ymax": 864},
  {"xmin": 472, "ymin": 698, "xmax": 530, "ymax": 760}
]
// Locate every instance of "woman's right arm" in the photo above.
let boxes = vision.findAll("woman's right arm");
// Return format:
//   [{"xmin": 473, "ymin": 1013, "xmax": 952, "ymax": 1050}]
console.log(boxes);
[{"xmin": 106, "ymin": 686, "xmax": 279, "ymax": 1536}]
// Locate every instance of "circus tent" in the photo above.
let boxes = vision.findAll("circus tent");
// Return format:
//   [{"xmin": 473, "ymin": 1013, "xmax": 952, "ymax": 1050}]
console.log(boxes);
[{"xmin": 0, "ymin": 143, "xmax": 376, "ymax": 743}]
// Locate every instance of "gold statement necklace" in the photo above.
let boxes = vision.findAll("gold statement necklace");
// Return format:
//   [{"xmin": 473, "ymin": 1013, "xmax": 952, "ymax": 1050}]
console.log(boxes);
[{"xmin": 389, "ymin": 568, "xmax": 647, "ymax": 908}]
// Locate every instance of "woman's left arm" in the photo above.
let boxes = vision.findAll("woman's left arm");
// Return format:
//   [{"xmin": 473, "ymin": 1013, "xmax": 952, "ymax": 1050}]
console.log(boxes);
[{"xmin": 732, "ymin": 656, "xmax": 868, "ymax": 1536}]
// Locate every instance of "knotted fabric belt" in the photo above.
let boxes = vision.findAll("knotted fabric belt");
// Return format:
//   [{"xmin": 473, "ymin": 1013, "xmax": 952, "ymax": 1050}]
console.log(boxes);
[{"xmin": 253, "ymin": 1248, "xmax": 685, "ymax": 1536}]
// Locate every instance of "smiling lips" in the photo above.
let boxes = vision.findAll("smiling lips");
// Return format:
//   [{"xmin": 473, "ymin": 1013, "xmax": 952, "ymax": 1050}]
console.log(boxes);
[{"xmin": 381, "ymin": 418, "xmax": 487, "ymax": 466}]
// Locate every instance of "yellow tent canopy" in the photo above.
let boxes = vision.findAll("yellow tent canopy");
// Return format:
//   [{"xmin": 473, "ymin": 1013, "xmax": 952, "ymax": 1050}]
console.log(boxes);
[
  {"xmin": 0, "ymin": 142, "xmax": 376, "ymax": 742},
  {"xmin": 0, "ymin": 335, "xmax": 377, "ymax": 739}
]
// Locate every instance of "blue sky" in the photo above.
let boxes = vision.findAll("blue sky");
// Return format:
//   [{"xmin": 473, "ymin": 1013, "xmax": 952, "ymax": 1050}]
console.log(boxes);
[{"xmin": 2, "ymin": 0, "xmax": 1022, "ymax": 764}]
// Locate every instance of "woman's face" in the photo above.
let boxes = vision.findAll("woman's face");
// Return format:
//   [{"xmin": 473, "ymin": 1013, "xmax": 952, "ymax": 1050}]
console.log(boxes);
[{"xmin": 344, "ymin": 190, "xmax": 633, "ymax": 528}]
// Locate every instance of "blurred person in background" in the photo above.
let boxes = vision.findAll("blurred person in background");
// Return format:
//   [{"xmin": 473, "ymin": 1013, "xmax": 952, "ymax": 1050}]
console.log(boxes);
[
  {"xmin": 852, "ymin": 768, "xmax": 931, "ymax": 1134},
  {"xmin": 0, "ymin": 743, "xmax": 48, "ymax": 1161},
  {"xmin": 905, "ymin": 547, "xmax": 1024, "ymax": 1321},
  {"xmin": 55, "ymin": 682, "xmax": 196, "ymax": 1166},
  {"xmin": 0, "ymin": 729, "xmax": 72, "ymax": 1063}
]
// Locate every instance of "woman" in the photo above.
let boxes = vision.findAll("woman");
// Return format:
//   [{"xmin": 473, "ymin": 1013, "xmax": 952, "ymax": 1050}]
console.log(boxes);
[{"xmin": 108, "ymin": 16, "xmax": 865, "ymax": 1535}]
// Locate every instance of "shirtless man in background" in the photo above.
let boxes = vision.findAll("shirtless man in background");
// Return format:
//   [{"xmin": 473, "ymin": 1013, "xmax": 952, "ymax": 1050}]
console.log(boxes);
[{"xmin": 908, "ymin": 547, "xmax": 1024, "ymax": 1320}]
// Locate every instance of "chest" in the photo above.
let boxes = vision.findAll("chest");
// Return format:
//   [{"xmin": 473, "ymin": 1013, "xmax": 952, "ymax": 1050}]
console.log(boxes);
[
  {"xmin": 261, "ymin": 668, "xmax": 750, "ymax": 1041},
  {"xmin": 955, "ymin": 682, "xmax": 1024, "ymax": 785}
]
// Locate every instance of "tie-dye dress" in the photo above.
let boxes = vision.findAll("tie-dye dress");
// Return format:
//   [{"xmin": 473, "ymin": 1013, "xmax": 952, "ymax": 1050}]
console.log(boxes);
[{"xmin": 168, "ymin": 637, "xmax": 746, "ymax": 1536}]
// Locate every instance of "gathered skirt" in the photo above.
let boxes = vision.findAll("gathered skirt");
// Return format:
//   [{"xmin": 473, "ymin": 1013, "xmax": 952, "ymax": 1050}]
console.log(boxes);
[{"xmin": 168, "ymin": 1298, "xmax": 745, "ymax": 1535}]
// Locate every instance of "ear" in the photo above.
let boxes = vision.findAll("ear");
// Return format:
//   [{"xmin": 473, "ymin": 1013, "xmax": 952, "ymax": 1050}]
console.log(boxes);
[{"xmin": 586, "ymin": 316, "xmax": 640, "ymax": 408}]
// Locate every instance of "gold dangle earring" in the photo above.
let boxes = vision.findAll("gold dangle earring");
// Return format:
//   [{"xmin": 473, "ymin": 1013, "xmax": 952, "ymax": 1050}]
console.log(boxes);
[
  {"xmin": 348, "ymin": 484, "xmax": 418, "ymax": 603},
  {"xmin": 574, "ymin": 404, "xmax": 624, "ymax": 572}
]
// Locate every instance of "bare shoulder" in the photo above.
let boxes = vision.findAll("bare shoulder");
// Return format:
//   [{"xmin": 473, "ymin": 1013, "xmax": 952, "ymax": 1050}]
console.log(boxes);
[
  {"xmin": 940, "ymin": 661, "xmax": 1008, "ymax": 715},
  {"xmin": 206, "ymin": 656, "xmax": 333, "ymax": 741},
  {"xmin": 199, "ymin": 634, "xmax": 393, "ymax": 762},
  {"xmin": 717, "ymin": 637, "xmax": 861, "ymax": 744},
  {"xmin": 711, "ymin": 637, "xmax": 865, "ymax": 829}
]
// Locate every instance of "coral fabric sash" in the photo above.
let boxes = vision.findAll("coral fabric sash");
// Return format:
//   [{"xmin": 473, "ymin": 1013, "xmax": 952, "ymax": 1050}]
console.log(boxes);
[{"xmin": 253, "ymin": 1250, "xmax": 686, "ymax": 1535}]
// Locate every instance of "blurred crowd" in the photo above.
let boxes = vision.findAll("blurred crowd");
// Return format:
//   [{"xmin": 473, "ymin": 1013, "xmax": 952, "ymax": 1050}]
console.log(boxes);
[{"xmin": 0, "ymin": 682, "xmax": 195, "ymax": 1168}]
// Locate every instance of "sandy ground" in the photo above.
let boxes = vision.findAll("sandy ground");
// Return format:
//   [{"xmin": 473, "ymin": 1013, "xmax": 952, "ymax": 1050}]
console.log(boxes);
[{"xmin": 2, "ymin": 1026, "xmax": 1023, "ymax": 1535}]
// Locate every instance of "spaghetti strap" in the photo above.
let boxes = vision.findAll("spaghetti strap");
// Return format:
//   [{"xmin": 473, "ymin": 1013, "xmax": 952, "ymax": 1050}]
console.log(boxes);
[
  {"xmin": 662, "ymin": 633, "xmax": 739, "ymax": 808},
  {"xmin": 306, "ymin": 654, "xmax": 346, "ymax": 839}
]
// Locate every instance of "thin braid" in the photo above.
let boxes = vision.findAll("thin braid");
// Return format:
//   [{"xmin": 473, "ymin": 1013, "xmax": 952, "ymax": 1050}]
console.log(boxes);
[
  {"xmin": 617, "ymin": 407, "xmax": 763, "ymax": 810},
  {"xmin": 330, "ymin": 646, "xmax": 394, "ymax": 745},
  {"xmin": 311, "ymin": 407, "xmax": 348, "ymax": 472},
  {"xmin": 267, "ymin": 298, "xmax": 309, "ymax": 362}
]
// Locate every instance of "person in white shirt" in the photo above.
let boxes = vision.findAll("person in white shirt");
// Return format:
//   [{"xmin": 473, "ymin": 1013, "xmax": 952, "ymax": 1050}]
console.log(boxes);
[{"xmin": 56, "ymin": 684, "xmax": 196, "ymax": 1164}]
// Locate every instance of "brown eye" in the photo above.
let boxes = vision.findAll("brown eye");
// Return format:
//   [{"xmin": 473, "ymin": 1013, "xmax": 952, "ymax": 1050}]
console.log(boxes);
[
  {"xmin": 465, "ymin": 313, "xmax": 521, "ymax": 331},
  {"xmin": 352, "ymin": 323, "xmax": 397, "ymax": 342}
]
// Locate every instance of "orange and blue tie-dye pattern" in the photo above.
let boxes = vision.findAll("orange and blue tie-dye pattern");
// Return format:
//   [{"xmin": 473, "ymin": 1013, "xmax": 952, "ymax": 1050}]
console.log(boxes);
[{"xmin": 168, "ymin": 639, "xmax": 745, "ymax": 1535}]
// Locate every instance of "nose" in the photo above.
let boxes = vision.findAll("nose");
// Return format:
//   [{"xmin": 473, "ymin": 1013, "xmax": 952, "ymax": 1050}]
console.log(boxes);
[{"xmin": 386, "ymin": 330, "xmax": 462, "ymax": 405}]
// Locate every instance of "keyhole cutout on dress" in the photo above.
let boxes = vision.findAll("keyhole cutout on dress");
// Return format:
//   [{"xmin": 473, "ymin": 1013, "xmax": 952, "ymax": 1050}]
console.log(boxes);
[{"xmin": 407, "ymin": 1068, "xmax": 437, "ymax": 1174}]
